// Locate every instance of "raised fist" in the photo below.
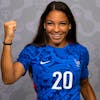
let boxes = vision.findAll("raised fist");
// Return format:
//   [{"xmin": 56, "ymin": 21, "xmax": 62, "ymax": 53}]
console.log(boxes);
[{"xmin": 4, "ymin": 20, "xmax": 16, "ymax": 43}]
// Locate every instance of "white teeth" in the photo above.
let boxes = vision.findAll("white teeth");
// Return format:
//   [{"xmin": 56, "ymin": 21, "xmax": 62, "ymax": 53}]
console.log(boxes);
[
  {"xmin": 49, "ymin": 33, "xmax": 62, "ymax": 38},
  {"xmin": 54, "ymin": 34, "xmax": 60, "ymax": 36},
  {"xmin": 51, "ymin": 34, "xmax": 61, "ymax": 36}
]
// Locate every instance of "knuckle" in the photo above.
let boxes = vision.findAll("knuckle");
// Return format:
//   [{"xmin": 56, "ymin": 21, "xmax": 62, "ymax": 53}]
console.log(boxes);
[{"xmin": 4, "ymin": 21, "xmax": 17, "ymax": 30}]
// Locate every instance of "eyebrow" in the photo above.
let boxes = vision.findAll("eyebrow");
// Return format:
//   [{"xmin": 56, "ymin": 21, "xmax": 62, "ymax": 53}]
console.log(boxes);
[
  {"xmin": 46, "ymin": 20, "xmax": 69, "ymax": 23},
  {"xmin": 46, "ymin": 19, "xmax": 68, "ymax": 22}
]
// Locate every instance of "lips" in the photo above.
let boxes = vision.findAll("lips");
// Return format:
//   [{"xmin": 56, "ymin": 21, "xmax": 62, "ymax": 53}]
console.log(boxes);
[{"xmin": 49, "ymin": 33, "xmax": 63, "ymax": 39}]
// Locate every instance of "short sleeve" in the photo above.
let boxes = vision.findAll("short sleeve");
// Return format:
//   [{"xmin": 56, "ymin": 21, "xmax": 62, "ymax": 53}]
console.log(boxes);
[
  {"xmin": 17, "ymin": 45, "xmax": 32, "ymax": 73},
  {"xmin": 80, "ymin": 47, "xmax": 89, "ymax": 79}
]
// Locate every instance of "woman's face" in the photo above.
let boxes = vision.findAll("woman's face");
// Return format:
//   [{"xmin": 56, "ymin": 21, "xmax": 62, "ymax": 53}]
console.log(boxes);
[{"xmin": 44, "ymin": 10, "xmax": 71, "ymax": 47}]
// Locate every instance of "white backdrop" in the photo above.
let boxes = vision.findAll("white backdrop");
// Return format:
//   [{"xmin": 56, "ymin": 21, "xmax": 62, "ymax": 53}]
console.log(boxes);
[{"xmin": 0, "ymin": 0, "xmax": 100, "ymax": 100}]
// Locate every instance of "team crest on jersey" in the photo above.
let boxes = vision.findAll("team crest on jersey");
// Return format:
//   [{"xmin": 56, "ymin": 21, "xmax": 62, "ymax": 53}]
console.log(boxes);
[{"xmin": 74, "ymin": 59, "xmax": 80, "ymax": 67}]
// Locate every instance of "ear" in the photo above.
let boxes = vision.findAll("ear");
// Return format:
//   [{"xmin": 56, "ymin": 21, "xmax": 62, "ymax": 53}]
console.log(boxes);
[{"xmin": 69, "ymin": 24, "xmax": 71, "ymax": 30}]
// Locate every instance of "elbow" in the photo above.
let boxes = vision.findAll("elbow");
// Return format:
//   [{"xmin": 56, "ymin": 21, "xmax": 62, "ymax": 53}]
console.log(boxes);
[
  {"xmin": 3, "ymin": 81, "xmax": 14, "ymax": 85},
  {"xmin": 2, "ymin": 78, "xmax": 15, "ymax": 85}
]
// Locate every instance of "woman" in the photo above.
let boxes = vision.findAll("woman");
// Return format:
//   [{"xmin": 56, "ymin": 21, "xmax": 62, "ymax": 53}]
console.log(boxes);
[{"xmin": 1, "ymin": 1, "xmax": 96, "ymax": 100}]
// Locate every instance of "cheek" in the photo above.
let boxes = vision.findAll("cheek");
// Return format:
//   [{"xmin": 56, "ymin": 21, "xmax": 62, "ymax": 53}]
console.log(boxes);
[
  {"xmin": 45, "ymin": 25, "xmax": 70, "ymax": 33},
  {"xmin": 45, "ymin": 26, "xmax": 53, "ymax": 32},
  {"xmin": 60, "ymin": 27, "xmax": 70, "ymax": 33}
]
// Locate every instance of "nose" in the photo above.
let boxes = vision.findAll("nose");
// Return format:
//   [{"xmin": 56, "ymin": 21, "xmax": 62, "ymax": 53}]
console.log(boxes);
[{"xmin": 54, "ymin": 25, "xmax": 60, "ymax": 32}]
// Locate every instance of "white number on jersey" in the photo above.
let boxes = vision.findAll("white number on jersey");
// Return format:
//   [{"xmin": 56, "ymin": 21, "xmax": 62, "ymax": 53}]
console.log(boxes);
[{"xmin": 51, "ymin": 71, "xmax": 73, "ymax": 90}]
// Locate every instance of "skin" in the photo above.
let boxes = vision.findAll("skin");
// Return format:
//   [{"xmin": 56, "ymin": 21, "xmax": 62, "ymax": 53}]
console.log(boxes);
[
  {"xmin": 44, "ymin": 10, "xmax": 71, "ymax": 48},
  {"xmin": 1, "ymin": 10, "xmax": 96, "ymax": 100},
  {"xmin": 1, "ymin": 20, "xmax": 25, "ymax": 84}
]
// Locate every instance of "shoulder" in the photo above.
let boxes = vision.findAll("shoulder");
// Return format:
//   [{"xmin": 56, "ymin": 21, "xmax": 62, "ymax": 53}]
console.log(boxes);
[
  {"xmin": 76, "ymin": 44, "xmax": 89, "ymax": 62},
  {"xmin": 68, "ymin": 43, "xmax": 89, "ymax": 59},
  {"xmin": 76, "ymin": 43, "xmax": 89, "ymax": 55},
  {"xmin": 20, "ymin": 44, "xmax": 38, "ymax": 57},
  {"xmin": 22, "ymin": 44, "xmax": 48, "ymax": 56},
  {"xmin": 24, "ymin": 44, "xmax": 37, "ymax": 51},
  {"xmin": 69, "ymin": 43, "xmax": 88, "ymax": 53}
]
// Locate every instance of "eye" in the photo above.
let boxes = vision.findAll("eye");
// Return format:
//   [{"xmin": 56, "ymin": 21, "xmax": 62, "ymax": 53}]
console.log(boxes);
[
  {"xmin": 60, "ymin": 22, "xmax": 67, "ymax": 25},
  {"xmin": 47, "ymin": 22, "xmax": 53, "ymax": 25},
  {"xmin": 60, "ymin": 21, "xmax": 69, "ymax": 26}
]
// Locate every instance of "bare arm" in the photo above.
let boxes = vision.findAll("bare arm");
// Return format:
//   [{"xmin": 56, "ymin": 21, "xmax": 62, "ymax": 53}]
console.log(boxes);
[
  {"xmin": 80, "ymin": 78, "xmax": 96, "ymax": 100},
  {"xmin": 1, "ymin": 21, "xmax": 25, "ymax": 85}
]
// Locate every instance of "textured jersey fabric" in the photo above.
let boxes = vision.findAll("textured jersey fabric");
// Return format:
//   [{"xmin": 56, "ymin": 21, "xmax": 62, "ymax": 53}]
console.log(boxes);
[{"xmin": 17, "ymin": 43, "xmax": 89, "ymax": 100}]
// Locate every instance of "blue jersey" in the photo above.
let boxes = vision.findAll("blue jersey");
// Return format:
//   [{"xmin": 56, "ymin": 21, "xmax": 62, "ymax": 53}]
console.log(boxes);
[{"xmin": 17, "ymin": 43, "xmax": 89, "ymax": 100}]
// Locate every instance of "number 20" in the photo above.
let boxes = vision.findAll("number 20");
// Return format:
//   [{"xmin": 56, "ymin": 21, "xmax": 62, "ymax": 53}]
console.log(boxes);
[{"xmin": 51, "ymin": 71, "xmax": 73, "ymax": 90}]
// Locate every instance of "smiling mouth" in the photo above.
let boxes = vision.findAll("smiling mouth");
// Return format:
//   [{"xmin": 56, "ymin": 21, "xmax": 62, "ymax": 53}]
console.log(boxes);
[{"xmin": 50, "ymin": 33, "xmax": 63, "ymax": 39}]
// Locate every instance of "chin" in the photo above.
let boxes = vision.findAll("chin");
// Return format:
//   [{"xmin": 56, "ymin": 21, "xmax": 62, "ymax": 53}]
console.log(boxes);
[{"xmin": 52, "ymin": 40, "xmax": 62, "ymax": 44}]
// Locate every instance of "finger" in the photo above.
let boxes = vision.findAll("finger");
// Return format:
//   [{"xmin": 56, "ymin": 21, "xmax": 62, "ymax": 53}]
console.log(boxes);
[
  {"xmin": 8, "ymin": 23, "xmax": 16, "ymax": 30},
  {"xmin": 11, "ymin": 21, "xmax": 16, "ymax": 30},
  {"xmin": 13, "ymin": 26, "xmax": 16, "ymax": 31}
]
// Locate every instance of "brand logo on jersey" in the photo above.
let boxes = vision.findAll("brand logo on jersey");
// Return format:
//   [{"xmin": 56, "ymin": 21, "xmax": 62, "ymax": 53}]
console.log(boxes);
[
  {"xmin": 74, "ymin": 59, "xmax": 80, "ymax": 67},
  {"xmin": 40, "ymin": 60, "xmax": 50, "ymax": 64}
]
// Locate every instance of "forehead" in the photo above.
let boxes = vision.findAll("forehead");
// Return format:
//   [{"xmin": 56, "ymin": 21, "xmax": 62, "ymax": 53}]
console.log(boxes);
[{"xmin": 46, "ymin": 10, "xmax": 68, "ymax": 21}]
